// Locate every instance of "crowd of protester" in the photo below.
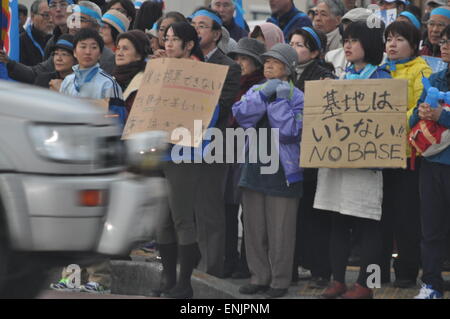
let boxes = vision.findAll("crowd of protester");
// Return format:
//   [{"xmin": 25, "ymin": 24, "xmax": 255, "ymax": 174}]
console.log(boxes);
[{"xmin": 2, "ymin": 0, "xmax": 450, "ymax": 300}]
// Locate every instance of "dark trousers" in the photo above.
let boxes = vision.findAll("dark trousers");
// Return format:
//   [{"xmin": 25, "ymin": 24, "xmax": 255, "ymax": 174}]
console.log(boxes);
[
  {"xmin": 294, "ymin": 179, "xmax": 332, "ymax": 279},
  {"xmin": 380, "ymin": 161, "xmax": 421, "ymax": 282},
  {"xmin": 420, "ymin": 159, "xmax": 450, "ymax": 293},
  {"xmin": 331, "ymin": 213, "xmax": 382, "ymax": 287},
  {"xmin": 195, "ymin": 163, "xmax": 228, "ymax": 277},
  {"xmin": 224, "ymin": 203, "xmax": 240, "ymax": 273}
]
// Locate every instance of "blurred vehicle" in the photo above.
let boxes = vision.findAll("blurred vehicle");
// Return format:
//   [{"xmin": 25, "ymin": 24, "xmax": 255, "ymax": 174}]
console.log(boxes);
[{"xmin": 0, "ymin": 80, "xmax": 168, "ymax": 298}]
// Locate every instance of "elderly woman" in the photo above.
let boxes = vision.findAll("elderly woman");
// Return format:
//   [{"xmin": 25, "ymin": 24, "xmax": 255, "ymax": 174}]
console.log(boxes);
[
  {"xmin": 34, "ymin": 34, "xmax": 76, "ymax": 91},
  {"xmin": 232, "ymin": 44, "xmax": 303, "ymax": 299},
  {"xmin": 312, "ymin": 0, "xmax": 346, "ymax": 52}
]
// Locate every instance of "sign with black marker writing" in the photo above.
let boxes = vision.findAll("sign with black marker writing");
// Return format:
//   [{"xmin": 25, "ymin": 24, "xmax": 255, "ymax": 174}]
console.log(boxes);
[
  {"xmin": 300, "ymin": 79, "xmax": 408, "ymax": 168},
  {"xmin": 122, "ymin": 58, "xmax": 229, "ymax": 147}
]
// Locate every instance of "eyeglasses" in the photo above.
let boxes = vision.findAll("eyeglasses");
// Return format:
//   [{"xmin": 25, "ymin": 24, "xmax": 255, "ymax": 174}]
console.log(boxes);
[
  {"xmin": 49, "ymin": 1, "xmax": 68, "ymax": 9},
  {"xmin": 439, "ymin": 39, "xmax": 450, "ymax": 46},
  {"xmin": 343, "ymin": 38, "xmax": 359, "ymax": 45},
  {"xmin": 37, "ymin": 12, "xmax": 51, "ymax": 19},
  {"xmin": 190, "ymin": 23, "xmax": 212, "ymax": 30},
  {"xmin": 426, "ymin": 21, "xmax": 447, "ymax": 29},
  {"xmin": 212, "ymin": 1, "xmax": 232, "ymax": 8}
]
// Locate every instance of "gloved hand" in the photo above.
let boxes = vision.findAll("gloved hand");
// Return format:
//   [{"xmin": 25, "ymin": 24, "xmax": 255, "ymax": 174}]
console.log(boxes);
[
  {"xmin": 276, "ymin": 81, "xmax": 291, "ymax": 99},
  {"xmin": 260, "ymin": 79, "xmax": 282, "ymax": 97}
]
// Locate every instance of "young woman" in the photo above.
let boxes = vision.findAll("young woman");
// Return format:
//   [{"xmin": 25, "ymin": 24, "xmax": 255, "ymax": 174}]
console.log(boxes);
[
  {"xmin": 411, "ymin": 25, "xmax": 450, "ymax": 299},
  {"xmin": 149, "ymin": 22, "xmax": 204, "ymax": 300},
  {"xmin": 100, "ymin": 10, "xmax": 130, "ymax": 52},
  {"xmin": 112, "ymin": 29, "xmax": 150, "ymax": 114},
  {"xmin": 380, "ymin": 21, "xmax": 432, "ymax": 289},
  {"xmin": 316, "ymin": 20, "xmax": 391, "ymax": 300},
  {"xmin": 34, "ymin": 34, "xmax": 76, "ymax": 91},
  {"xmin": 232, "ymin": 43, "xmax": 303, "ymax": 299},
  {"xmin": 152, "ymin": 12, "xmax": 187, "ymax": 57},
  {"xmin": 289, "ymin": 26, "xmax": 335, "ymax": 288}
]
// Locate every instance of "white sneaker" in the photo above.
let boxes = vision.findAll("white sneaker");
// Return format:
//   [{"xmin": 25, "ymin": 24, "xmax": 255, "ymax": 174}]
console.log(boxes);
[
  {"xmin": 49, "ymin": 278, "xmax": 80, "ymax": 292},
  {"xmin": 414, "ymin": 284, "xmax": 443, "ymax": 299},
  {"xmin": 80, "ymin": 282, "xmax": 111, "ymax": 294}
]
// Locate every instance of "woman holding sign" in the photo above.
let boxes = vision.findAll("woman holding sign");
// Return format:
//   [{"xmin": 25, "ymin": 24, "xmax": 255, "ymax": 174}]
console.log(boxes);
[
  {"xmin": 232, "ymin": 44, "xmax": 304, "ymax": 299},
  {"xmin": 380, "ymin": 21, "xmax": 432, "ymax": 289},
  {"xmin": 315, "ymin": 20, "xmax": 391, "ymax": 300},
  {"xmin": 149, "ymin": 22, "xmax": 205, "ymax": 300}
]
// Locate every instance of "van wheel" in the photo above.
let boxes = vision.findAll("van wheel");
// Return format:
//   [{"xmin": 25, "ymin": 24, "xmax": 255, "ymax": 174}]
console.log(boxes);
[{"xmin": 0, "ymin": 220, "xmax": 47, "ymax": 298}]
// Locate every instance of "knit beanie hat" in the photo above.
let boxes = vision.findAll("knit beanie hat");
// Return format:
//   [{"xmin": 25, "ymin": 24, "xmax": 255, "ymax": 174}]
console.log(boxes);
[{"xmin": 102, "ymin": 9, "xmax": 130, "ymax": 34}]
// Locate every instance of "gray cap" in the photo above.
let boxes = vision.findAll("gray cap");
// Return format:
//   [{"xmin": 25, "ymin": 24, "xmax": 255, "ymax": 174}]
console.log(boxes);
[
  {"xmin": 228, "ymin": 38, "xmax": 267, "ymax": 66},
  {"xmin": 261, "ymin": 43, "xmax": 298, "ymax": 76},
  {"xmin": 427, "ymin": 0, "xmax": 447, "ymax": 6},
  {"xmin": 341, "ymin": 8, "xmax": 373, "ymax": 23}
]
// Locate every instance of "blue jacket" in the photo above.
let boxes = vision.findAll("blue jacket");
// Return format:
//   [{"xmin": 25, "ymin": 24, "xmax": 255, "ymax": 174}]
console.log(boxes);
[
  {"xmin": 232, "ymin": 82, "xmax": 304, "ymax": 184},
  {"xmin": 409, "ymin": 69, "xmax": 450, "ymax": 165},
  {"xmin": 60, "ymin": 63, "xmax": 127, "ymax": 127},
  {"xmin": 267, "ymin": 6, "xmax": 312, "ymax": 42}
]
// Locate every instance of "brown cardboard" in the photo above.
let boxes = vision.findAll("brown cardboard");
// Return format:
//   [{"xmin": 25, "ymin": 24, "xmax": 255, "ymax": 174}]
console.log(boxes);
[
  {"xmin": 122, "ymin": 58, "xmax": 229, "ymax": 147},
  {"xmin": 300, "ymin": 79, "xmax": 408, "ymax": 168}
]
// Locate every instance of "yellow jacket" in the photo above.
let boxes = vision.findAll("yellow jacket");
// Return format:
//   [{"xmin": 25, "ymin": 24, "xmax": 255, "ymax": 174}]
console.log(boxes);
[{"xmin": 384, "ymin": 56, "xmax": 432, "ymax": 157}]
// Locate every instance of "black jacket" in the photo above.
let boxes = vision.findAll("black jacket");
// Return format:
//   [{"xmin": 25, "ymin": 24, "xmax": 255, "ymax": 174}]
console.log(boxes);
[
  {"xmin": 34, "ymin": 71, "xmax": 60, "ymax": 88},
  {"xmin": 20, "ymin": 25, "xmax": 51, "ymax": 66},
  {"xmin": 207, "ymin": 48, "xmax": 241, "ymax": 131},
  {"xmin": 224, "ymin": 19, "xmax": 248, "ymax": 42},
  {"xmin": 295, "ymin": 59, "xmax": 335, "ymax": 92},
  {"xmin": 44, "ymin": 26, "xmax": 64, "ymax": 59}
]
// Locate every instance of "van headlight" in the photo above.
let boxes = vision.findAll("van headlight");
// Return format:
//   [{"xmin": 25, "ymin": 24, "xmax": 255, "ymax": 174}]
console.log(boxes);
[
  {"xmin": 28, "ymin": 124, "xmax": 97, "ymax": 162},
  {"xmin": 125, "ymin": 131, "xmax": 168, "ymax": 173}
]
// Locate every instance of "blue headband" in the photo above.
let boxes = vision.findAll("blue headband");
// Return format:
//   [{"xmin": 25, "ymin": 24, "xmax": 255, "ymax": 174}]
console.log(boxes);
[
  {"xmin": 72, "ymin": 6, "xmax": 102, "ymax": 24},
  {"xmin": 102, "ymin": 13, "xmax": 127, "ymax": 32},
  {"xmin": 431, "ymin": 7, "xmax": 450, "ymax": 19},
  {"xmin": 56, "ymin": 39, "xmax": 74, "ymax": 49},
  {"xmin": 191, "ymin": 9, "xmax": 223, "ymax": 26},
  {"xmin": 399, "ymin": 12, "xmax": 421, "ymax": 30},
  {"xmin": 48, "ymin": 0, "xmax": 74, "ymax": 5},
  {"xmin": 302, "ymin": 27, "xmax": 322, "ymax": 50}
]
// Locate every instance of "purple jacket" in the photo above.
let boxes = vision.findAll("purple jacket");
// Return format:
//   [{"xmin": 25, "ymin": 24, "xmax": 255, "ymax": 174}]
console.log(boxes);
[{"xmin": 232, "ymin": 83, "xmax": 304, "ymax": 184}]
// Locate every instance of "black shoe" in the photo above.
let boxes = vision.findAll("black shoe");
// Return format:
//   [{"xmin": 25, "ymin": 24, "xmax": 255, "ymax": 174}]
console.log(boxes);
[
  {"xmin": 265, "ymin": 288, "xmax": 288, "ymax": 299},
  {"xmin": 161, "ymin": 285, "xmax": 193, "ymax": 299},
  {"xmin": 239, "ymin": 284, "xmax": 269, "ymax": 295},
  {"xmin": 443, "ymin": 280, "xmax": 450, "ymax": 291},
  {"xmin": 393, "ymin": 278, "xmax": 417, "ymax": 289},
  {"xmin": 308, "ymin": 277, "xmax": 330, "ymax": 289},
  {"xmin": 231, "ymin": 269, "xmax": 251, "ymax": 279}
]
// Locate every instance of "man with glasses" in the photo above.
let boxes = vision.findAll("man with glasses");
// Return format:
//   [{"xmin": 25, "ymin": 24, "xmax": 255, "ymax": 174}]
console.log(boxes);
[
  {"xmin": 190, "ymin": 7, "xmax": 241, "ymax": 279},
  {"xmin": 421, "ymin": 6, "xmax": 450, "ymax": 57},
  {"xmin": 210, "ymin": 0, "xmax": 249, "ymax": 42},
  {"xmin": 43, "ymin": 0, "xmax": 74, "ymax": 59},
  {"xmin": 20, "ymin": 0, "xmax": 53, "ymax": 66}
]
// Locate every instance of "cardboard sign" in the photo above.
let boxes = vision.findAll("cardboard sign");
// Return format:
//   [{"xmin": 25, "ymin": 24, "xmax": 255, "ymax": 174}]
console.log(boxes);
[
  {"xmin": 122, "ymin": 58, "xmax": 229, "ymax": 147},
  {"xmin": 300, "ymin": 79, "xmax": 408, "ymax": 169}
]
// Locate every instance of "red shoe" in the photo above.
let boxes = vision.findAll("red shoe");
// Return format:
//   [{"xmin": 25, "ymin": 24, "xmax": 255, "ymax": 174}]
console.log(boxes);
[
  {"xmin": 321, "ymin": 281, "xmax": 347, "ymax": 299},
  {"xmin": 341, "ymin": 283, "xmax": 373, "ymax": 299}
]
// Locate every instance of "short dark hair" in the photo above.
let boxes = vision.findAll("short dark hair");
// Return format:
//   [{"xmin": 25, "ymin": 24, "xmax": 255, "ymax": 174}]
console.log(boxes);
[
  {"xmin": 133, "ymin": 0, "xmax": 163, "ymax": 31},
  {"xmin": 289, "ymin": 27, "xmax": 327, "ymax": 56},
  {"xmin": 107, "ymin": 0, "xmax": 136, "ymax": 25},
  {"xmin": 385, "ymin": 21, "xmax": 421, "ymax": 57},
  {"xmin": 18, "ymin": 4, "xmax": 28, "ymax": 16},
  {"xmin": 164, "ymin": 22, "xmax": 205, "ymax": 61},
  {"xmin": 343, "ymin": 20, "xmax": 385, "ymax": 65},
  {"xmin": 441, "ymin": 24, "xmax": 450, "ymax": 39},
  {"xmin": 73, "ymin": 28, "xmax": 104, "ymax": 53},
  {"xmin": 403, "ymin": 4, "xmax": 422, "ymax": 21}
]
